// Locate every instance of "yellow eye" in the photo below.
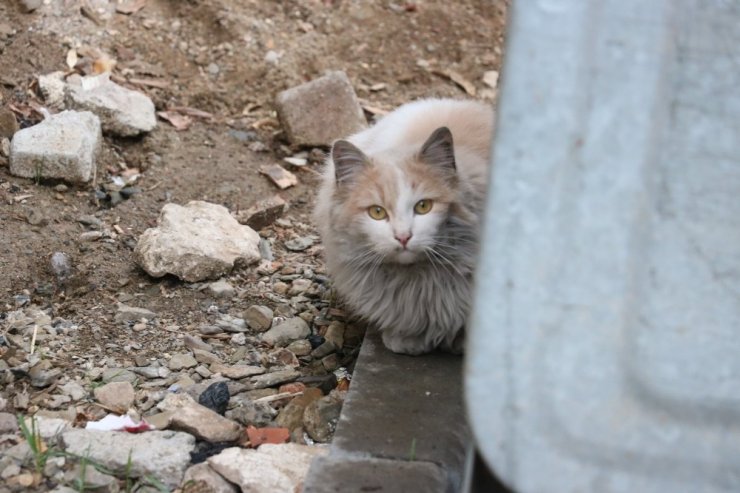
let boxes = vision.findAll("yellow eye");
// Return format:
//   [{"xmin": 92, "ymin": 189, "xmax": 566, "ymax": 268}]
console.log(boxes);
[
  {"xmin": 414, "ymin": 199, "xmax": 433, "ymax": 215},
  {"xmin": 367, "ymin": 205, "xmax": 388, "ymax": 220}
]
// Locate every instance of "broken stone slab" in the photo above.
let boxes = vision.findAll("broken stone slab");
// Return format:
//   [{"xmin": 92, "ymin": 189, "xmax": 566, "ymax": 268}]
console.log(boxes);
[
  {"xmin": 157, "ymin": 392, "xmax": 242, "ymax": 443},
  {"xmin": 65, "ymin": 73, "xmax": 157, "ymax": 137},
  {"xmin": 248, "ymin": 369, "xmax": 301, "ymax": 390},
  {"xmin": 135, "ymin": 201, "xmax": 261, "ymax": 282},
  {"xmin": 259, "ymin": 164, "xmax": 298, "ymax": 190},
  {"xmin": 207, "ymin": 444, "xmax": 327, "ymax": 493},
  {"xmin": 236, "ymin": 195, "xmax": 287, "ymax": 231},
  {"xmin": 275, "ymin": 70, "xmax": 367, "ymax": 146},
  {"xmin": 261, "ymin": 317, "xmax": 309, "ymax": 347},
  {"xmin": 61, "ymin": 429, "xmax": 195, "ymax": 488},
  {"xmin": 9, "ymin": 111, "xmax": 101, "ymax": 184}
]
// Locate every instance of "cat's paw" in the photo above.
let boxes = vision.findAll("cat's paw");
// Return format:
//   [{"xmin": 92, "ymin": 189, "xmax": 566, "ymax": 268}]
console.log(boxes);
[{"xmin": 381, "ymin": 331, "xmax": 434, "ymax": 355}]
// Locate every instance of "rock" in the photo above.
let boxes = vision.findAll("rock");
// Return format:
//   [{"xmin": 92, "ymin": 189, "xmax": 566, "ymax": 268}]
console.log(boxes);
[
  {"xmin": 38, "ymin": 72, "xmax": 66, "ymax": 110},
  {"xmin": 169, "ymin": 353, "xmax": 198, "ymax": 371},
  {"xmin": 303, "ymin": 393, "xmax": 344, "ymax": 443},
  {"xmin": 77, "ymin": 214, "xmax": 103, "ymax": 229},
  {"xmin": 1, "ymin": 137, "xmax": 9, "ymax": 158},
  {"xmin": 208, "ymin": 444, "xmax": 327, "ymax": 493},
  {"xmin": 286, "ymin": 339, "xmax": 312, "ymax": 356},
  {"xmin": 275, "ymin": 71, "xmax": 366, "ymax": 146},
  {"xmin": 321, "ymin": 353, "xmax": 340, "ymax": 371},
  {"xmin": 134, "ymin": 201, "xmax": 261, "ymax": 282},
  {"xmin": 0, "ymin": 412, "xmax": 18, "ymax": 433},
  {"xmin": 311, "ymin": 341, "xmax": 337, "ymax": 359},
  {"xmin": 193, "ymin": 349, "xmax": 222, "ymax": 365},
  {"xmin": 198, "ymin": 381, "xmax": 230, "ymax": 415},
  {"xmin": 115, "ymin": 303, "xmax": 156, "ymax": 323},
  {"xmin": 93, "ymin": 381, "xmax": 135, "ymax": 413},
  {"xmin": 216, "ymin": 315, "xmax": 248, "ymax": 333},
  {"xmin": 0, "ymin": 108, "xmax": 18, "ymax": 139},
  {"xmin": 9, "ymin": 111, "xmax": 101, "ymax": 184},
  {"xmin": 50, "ymin": 252, "xmax": 71, "ymax": 282},
  {"xmin": 275, "ymin": 387, "xmax": 323, "ymax": 431},
  {"xmin": 2, "ymin": 464, "xmax": 21, "ymax": 480},
  {"xmin": 20, "ymin": 0, "xmax": 42, "ymax": 13},
  {"xmin": 230, "ymin": 333, "xmax": 247, "ymax": 345},
  {"xmin": 236, "ymin": 195, "xmax": 287, "ymax": 230},
  {"xmin": 225, "ymin": 401, "xmax": 277, "ymax": 427},
  {"xmin": 268, "ymin": 348, "xmax": 300, "ymax": 368},
  {"xmin": 261, "ymin": 317, "xmax": 309, "ymax": 347},
  {"xmin": 259, "ymin": 164, "xmax": 298, "ymax": 190},
  {"xmin": 102, "ymin": 368, "xmax": 137, "ymax": 384},
  {"xmin": 29, "ymin": 360, "xmax": 61, "ymax": 388},
  {"xmin": 207, "ymin": 279, "xmax": 235, "ymax": 298},
  {"xmin": 133, "ymin": 366, "xmax": 170, "ymax": 379},
  {"xmin": 64, "ymin": 464, "xmax": 118, "ymax": 491},
  {"xmin": 243, "ymin": 305, "xmax": 273, "ymax": 332},
  {"xmin": 182, "ymin": 463, "xmax": 238, "ymax": 493},
  {"xmin": 184, "ymin": 335, "xmax": 213, "ymax": 352},
  {"xmin": 157, "ymin": 393, "xmax": 242, "ymax": 443},
  {"xmin": 284, "ymin": 236, "xmax": 314, "ymax": 252},
  {"xmin": 61, "ymin": 429, "xmax": 194, "ymax": 488},
  {"xmin": 65, "ymin": 73, "xmax": 157, "ymax": 137},
  {"xmin": 249, "ymin": 369, "xmax": 301, "ymax": 390},
  {"xmin": 210, "ymin": 363, "xmax": 265, "ymax": 380},
  {"xmin": 324, "ymin": 321, "xmax": 346, "ymax": 349},
  {"xmin": 288, "ymin": 278, "xmax": 312, "ymax": 295}
]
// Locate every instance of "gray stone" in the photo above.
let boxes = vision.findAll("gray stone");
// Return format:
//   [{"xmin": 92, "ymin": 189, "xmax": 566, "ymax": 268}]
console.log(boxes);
[
  {"xmin": 288, "ymin": 278, "xmax": 312, "ymax": 296},
  {"xmin": 29, "ymin": 360, "xmax": 61, "ymax": 388},
  {"xmin": 182, "ymin": 463, "xmax": 238, "ymax": 493},
  {"xmin": 114, "ymin": 303, "xmax": 156, "ymax": 323},
  {"xmin": 9, "ymin": 111, "xmax": 101, "ymax": 184},
  {"xmin": 286, "ymin": 339, "xmax": 312, "ymax": 356},
  {"xmin": 94, "ymin": 381, "xmax": 135, "ymax": 413},
  {"xmin": 261, "ymin": 317, "xmax": 309, "ymax": 347},
  {"xmin": 59, "ymin": 381, "xmax": 86, "ymax": 401},
  {"xmin": 276, "ymin": 71, "xmax": 366, "ymax": 146},
  {"xmin": 20, "ymin": 0, "xmax": 42, "ymax": 13},
  {"xmin": 275, "ymin": 388, "xmax": 323, "ymax": 431},
  {"xmin": 65, "ymin": 73, "xmax": 156, "ymax": 137},
  {"xmin": 0, "ymin": 412, "xmax": 17, "ymax": 433},
  {"xmin": 133, "ymin": 366, "xmax": 170, "ymax": 379},
  {"xmin": 207, "ymin": 444, "xmax": 327, "ymax": 493},
  {"xmin": 102, "ymin": 368, "xmax": 137, "ymax": 384},
  {"xmin": 209, "ymin": 363, "xmax": 265, "ymax": 380},
  {"xmin": 169, "ymin": 353, "xmax": 198, "ymax": 371},
  {"xmin": 184, "ymin": 335, "xmax": 213, "ymax": 352},
  {"xmin": 0, "ymin": 108, "xmax": 18, "ymax": 139},
  {"xmin": 135, "ymin": 201, "xmax": 261, "ymax": 282},
  {"xmin": 157, "ymin": 393, "xmax": 242, "ymax": 443},
  {"xmin": 243, "ymin": 305, "xmax": 273, "ymax": 332},
  {"xmin": 20, "ymin": 415, "xmax": 72, "ymax": 440},
  {"xmin": 310, "ymin": 341, "xmax": 336, "ymax": 359},
  {"xmin": 304, "ymin": 456, "xmax": 448, "ymax": 493},
  {"xmin": 303, "ymin": 393, "xmax": 344, "ymax": 443},
  {"xmin": 248, "ymin": 369, "xmax": 301, "ymax": 389},
  {"xmin": 236, "ymin": 195, "xmax": 287, "ymax": 231},
  {"xmin": 216, "ymin": 315, "xmax": 248, "ymax": 333},
  {"xmin": 61, "ymin": 429, "xmax": 194, "ymax": 488},
  {"xmin": 284, "ymin": 236, "xmax": 314, "ymax": 252},
  {"xmin": 324, "ymin": 321, "xmax": 345, "ymax": 349},
  {"xmin": 207, "ymin": 279, "xmax": 235, "ymax": 298},
  {"xmin": 64, "ymin": 464, "xmax": 118, "ymax": 492},
  {"xmin": 225, "ymin": 400, "xmax": 277, "ymax": 427},
  {"xmin": 230, "ymin": 333, "xmax": 247, "ymax": 345}
]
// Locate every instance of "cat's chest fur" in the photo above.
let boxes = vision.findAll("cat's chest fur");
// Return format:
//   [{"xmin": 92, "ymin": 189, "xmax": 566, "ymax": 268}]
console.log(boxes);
[{"xmin": 314, "ymin": 98, "xmax": 493, "ymax": 355}]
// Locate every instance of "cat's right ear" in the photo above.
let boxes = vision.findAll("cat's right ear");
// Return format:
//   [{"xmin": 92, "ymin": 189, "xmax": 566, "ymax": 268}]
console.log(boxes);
[{"xmin": 332, "ymin": 140, "xmax": 368, "ymax": 185}]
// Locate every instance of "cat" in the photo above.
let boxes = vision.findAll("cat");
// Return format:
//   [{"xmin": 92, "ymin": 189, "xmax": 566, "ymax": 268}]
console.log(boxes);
[{"xmin": 313, "ymin": 98, "xmax": 494, "ymax": 355}]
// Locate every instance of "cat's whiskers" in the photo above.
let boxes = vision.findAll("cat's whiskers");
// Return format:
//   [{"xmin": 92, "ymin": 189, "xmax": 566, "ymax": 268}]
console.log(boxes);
[{"xmin": 425, "ymin": 246, "xmax": 466, "ymax": 279}]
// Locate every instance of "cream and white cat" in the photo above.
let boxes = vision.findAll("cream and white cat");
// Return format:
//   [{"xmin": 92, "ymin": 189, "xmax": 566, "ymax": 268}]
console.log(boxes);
[{"xmin": 314, "ymin": 98, "xmax": 493, "ymax": 355}]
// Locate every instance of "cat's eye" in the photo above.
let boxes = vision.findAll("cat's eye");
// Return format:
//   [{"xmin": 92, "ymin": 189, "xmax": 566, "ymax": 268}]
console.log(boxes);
[
  {"xmin": 414, "ymin": 199, "xmax": 433, "ymax": 215},
  {"xmin": 368, "ymin": 205, "xmax": 388, "ymax": 220}
]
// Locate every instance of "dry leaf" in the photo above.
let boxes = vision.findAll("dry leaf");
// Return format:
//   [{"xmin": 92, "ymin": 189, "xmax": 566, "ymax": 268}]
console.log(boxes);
[
  {"xmin": 260, "ymin": 164, "xmax": 298, "ymax": 190},
  {"xmin": 433, "ymin": 69, "xmax": 476, "ymax": 96},
  {"xmin": 246, "ymin": 426, "xmax": 290, "ymax": 447},
  {"xmin": 116, "ymin": 0, "xmax": 147, "ymax": 15},
  {"xmin": 93, "ymin": 55, "xmax": 117, "ymax": 74},
  {"xmin": 66, "ymin": 49, "xmax": 78, "ymax": 69},
  {"xmin": 157, "ymin": 111, "xmax": 193, "ymax": 131}
]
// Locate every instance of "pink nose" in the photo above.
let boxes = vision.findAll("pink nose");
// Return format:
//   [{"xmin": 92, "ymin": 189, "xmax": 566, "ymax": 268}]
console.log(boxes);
[{"xmin": 395, "ymin": 233, "xmax": 412, "ymax": 248}]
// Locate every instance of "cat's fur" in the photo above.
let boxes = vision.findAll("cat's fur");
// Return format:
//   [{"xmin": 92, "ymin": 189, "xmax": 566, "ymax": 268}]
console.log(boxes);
[{"xmin": 314, "ymin": 98, "xmax": 493, "ymax": 355}]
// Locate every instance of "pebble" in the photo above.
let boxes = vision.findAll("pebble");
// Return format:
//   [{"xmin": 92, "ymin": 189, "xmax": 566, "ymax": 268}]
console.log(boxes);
[
  {"xmin": 157, "ymin": 393, "xmax": 242, "ymax": 443},
  {"xmin": 275, "ymin": 387, "xmax": 322, "ymax": 431},
  {"xmin": 284, "ymin": 236, "xmax": 314, "ymax": 252},
  {"xmin": 288, "ymin": 278, "xmax": 312, "ymax": 295},
  {"xmin": 210, "ymin": 363, "xmax": 265, "ymax": 380},
  {"xmin": 243, "ymin": 305, "xmax": 273, "ymax": 332},
  {"xmin": 261, "ymin": 317, "xmax": 310, "ymax": 347},
  {"xmin": 59, "ymin": 381, "xmax": 86, "ymax": 401},
  {"xmin": 303, "ymin": 392, "xmax": 344, "ymax": 442},
  {"xmin": 169, "ymin": 353, "xmax": 198, "ymax": 371},
  {"xmin": 94, "ymin": 381, "xmax": 135, "ymax": 413},
  {"xmin": 0, "ymin": 412, "xmax": 18, "ymax": 433},
  {"xmin": 115, "ymin": 303, "xmax": 156, "ymax": 323},
  {"xmin": 184, "ymin": 334, "xmax": 213, "ymax": 352},
  {"xmin": 249, "ymin": 369, "xmax": 301, "ymax": 390},
  {"xmin": 102, "ymin": 368, "xmax": 137, "ymax": 384},
  {"xmin": 29, "ymin": 360, "xmax": 61, "ymax": 388},
  {"xmin": 50, "ymin": 253, "xmax": 71, "ymax": 280},
  {"xmin": 324, "ymin": 321, "xmax": 346, "ymax": 348},
  {"xmin": 230, "ymin": 333, "xmax": 247, "ymax": 345},
  {"xmin": 182, "ymin": 463, "xmax": 239, "ymax": 493},
  {"xmin": 311, "ymin": 341, "xmax": 337, "ymax": 359},
  {"xmin": 286, "ymin": 339, "xmax": 312, "ymax": 356},
  {"xmin": 225, "ymin": 400, "xmax": 277, "ymax": 427},
  {"xmin": 207, "ymin": 279, "xmax": 235, "ymax": 298},
  {"xmin": 216, "ymin": 315, "xmax": 248, "ymax": 333}
]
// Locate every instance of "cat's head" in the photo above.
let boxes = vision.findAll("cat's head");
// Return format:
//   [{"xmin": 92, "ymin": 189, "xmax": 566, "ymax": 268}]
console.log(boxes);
[{"xmin": 330, "ymin": 127, "xmax": 459, "ymax": 264}]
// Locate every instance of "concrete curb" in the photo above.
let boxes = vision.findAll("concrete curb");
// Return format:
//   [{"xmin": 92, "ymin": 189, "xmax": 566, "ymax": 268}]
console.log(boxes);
[{"xmin": 303, "ymin": 330, "xmax": 469, "ymax": 493}]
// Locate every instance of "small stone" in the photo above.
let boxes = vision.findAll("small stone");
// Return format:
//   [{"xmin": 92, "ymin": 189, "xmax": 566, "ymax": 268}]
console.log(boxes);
[
  {"xmin": 20, "ymin": 0, "xmax": 43, "ymax": 13},
  {"xmin": 55, "ymin": 183, "xmax": 68, "ymax": 193},
  {"xmin": 288, "ymin": 278, "xmax": 312, "ymax": 295},
  {"xmin": 217, "ymin": 315, "xmax": 248, "ymax": 333},
  {"xmin": 324, "ymin": 321, "xmax": 346, "ymax": 348},
  {"xmin": 284, "ymin": 236, "xmax": 314, "ymax": 252},
  {"xmin": 38, "ymin": 72, "xmax": 66, "ymax": 109},
  {"xmin": 65, "ymin": 73, "xmax": 157, "ymax": 136},
  {"xmin": 311, "ymin": 341, "xmax": 337, "ymax": 359},
  {"xmin": 236, "ymin": 195, "xmax": 287, "ymax": 230},
  {"xmin": 77, "ymin": 214, "xmax": 103, "ymax": 229},
  {"xmin": 308, "ymin": 333, "xmax": 325, "ymax": 349},
  {"xmin": 0, "ymin": 108, "xmax": 18, "ymax": 139},
  {"xmin": 1, "ymin": 137, "xmax": 9, "ymax": 158},
  {"xmin": 259, "ymin": 164, "xmax": 298, "ymax": 190},
  {"xmin": 182, "ymin": 463, "xmax": 238, "ymax": 493},
  {"xmin": 321, "ymin": 353, "xmax": 340, "ymax": 371},
  {"xmin": 275, "ymin": 387, "xmax": 322, "ymax": 431},
  {"xmin": 157, "ymin": 393, "xmax": 242, "ymax": 443},
  {"xmin": 261, "ymin": 317, "xmax": 310, "ymax": 347},
  {"xmin": 135, "ymin": 201, "xmax": 261, "ymax": 282},
  {"xmin": 268, "ymin": 348, "xmax": 300, "ymax": 368},
  {"xmin": 64, "ymin": 464, "xmax": 118, "ymax": 491},
  {"xmin": 275, "ymin": 71, "xmax": 367, "ymax": 146},
  {"xmin": 59, "ymin": 381, "xmax": 86, "ymax": 401},
  {"xmin": 210, "ymin": 363, "xmax": 265, "ymax": 380},
  {"xmin": 286, "ymin": 339, "xmax": 312, "ymax": 356},
  {"xmin": 22, "ymin": 416, "xmax": 72, "ymax": 439},
  {"xmin": 207, "ymin": 279, "xmax": 235, "ymax": 298},
  {"xmin": 225, "ymin": 401, "xmax": 277, "ymax": 427},
  {"xmin": 102, "ymin": 368, "xmax": 137, "ymax": 384},
  {"xmin": 115, "ymin": 303, "xmax": 156, "ymax": 323},
  {"xmin": 184, "ymin": 335, "xmax": 213, "ymax": 352},
  {"xmin": 94, "ymin": 381, "xmax": 135, "ymax": 413},
  {"xmin": 29, "ymin": 360, "xmax": 61, "ymax": 388},
  {"xmin": 169, "ymin": 353, "xmax": 198, "ymax": 371},
  {"xmin": 9, "ymin": 111, "xmax": 101, "ymax": 184},
  {"xmin": 0, "ymin": 412, "xmax": 18, "ymax": 433},
  {"xmin": 243, "ymin": 305, "xmax": 273, "ymax": 332},
  {"xmin": 230, "ymin": 334, "xmax": 246, "ymax": 347},
  {"xmin": 199, "ymin": 324, "xmax": 223, "ymax": 336},
  {"xmin": 133, "ymin": 366, "xmax": 170, "ymax": 379},
  {"xmin": 249, "ymin": 369, "xmax": 301, "ymax": 389},
  {"xmin": 1, "ymin": 464, "xmax": 21, "ymax": 480},
  {"xmin": 193, "ymin": 349, "xmax": 222, "ymax": 365},
  {"xmin": 273, "ymin": 281, "xmax": 289, "ymax": 295},
  {"xmin": 303, "ymin": 393, "xmax": 344, "ymax": 442},
  {"xmin": 80, "ymin": 231, "xmax": 103, "ymax": 242},
  {"xmin": 198, "ymin": 381, "xmax": 230, "ymax": 416}
]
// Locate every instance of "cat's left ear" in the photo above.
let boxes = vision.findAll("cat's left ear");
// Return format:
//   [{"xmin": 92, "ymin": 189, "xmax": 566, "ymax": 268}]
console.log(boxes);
[
  {"xmin": 420, "ymin": 127, "xmax": 456, "ymax": 173},
  {"xmin": 332, "ymin": 140, "xmax": 368, "ymax": 186}
]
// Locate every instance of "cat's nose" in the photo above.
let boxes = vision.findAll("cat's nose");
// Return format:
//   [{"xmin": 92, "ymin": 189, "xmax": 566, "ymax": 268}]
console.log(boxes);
[{"xmin": 395, "ymin": 233, "xmax": 412, "ymax": 248}]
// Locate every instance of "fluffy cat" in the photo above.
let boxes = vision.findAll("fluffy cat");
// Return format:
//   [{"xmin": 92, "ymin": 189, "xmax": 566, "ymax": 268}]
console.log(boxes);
[{"xmin": 314, "ymin": 98, "xmax": 493, "ymax": 355}]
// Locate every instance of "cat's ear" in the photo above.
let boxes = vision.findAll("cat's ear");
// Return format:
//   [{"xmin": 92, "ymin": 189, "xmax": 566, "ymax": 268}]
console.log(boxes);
[
  {"xmin": 420, "ymin": 127, "xmax": 456, "ymax": 172},
  {"xmin": 332, "ymin": 140, "xmax": 368, "ymax": 185}
]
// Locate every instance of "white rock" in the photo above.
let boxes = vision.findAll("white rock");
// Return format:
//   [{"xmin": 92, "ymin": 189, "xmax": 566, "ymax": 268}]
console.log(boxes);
[
  {"xmin": 61, "ymin": 429, "xmax": 195, "ymax": 488},
  {"xmin": 65, "ymin": 73, "xmax": 157, "ymax": 137},
  {"xmin": 135, "ymin": 201, "xmax": 261, "ymax": 282},
  {"xmin": 38, "ymin": 72, "xmax": 67, "ymax": 110},
  {"xmin": 208, "ymin": 279, "xmax": 235, "ymax": 298},
  {"xmin": 261, "ymin": 317, "xmax": 310, "ymax": 347},
  {"xmin": 9, "ymin": 111, "xmax": 101, "ymax": 184},
  {"xmin": 22, "ymin": 416, "xmax": 71, "ymax": 439},
  {"xmin": 157, "ymin": 393, "xmax": 242, "ymax": 443},
  {"xmin": 207, "ymin": 444, "xmax": 327, "ymax": 493}
]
